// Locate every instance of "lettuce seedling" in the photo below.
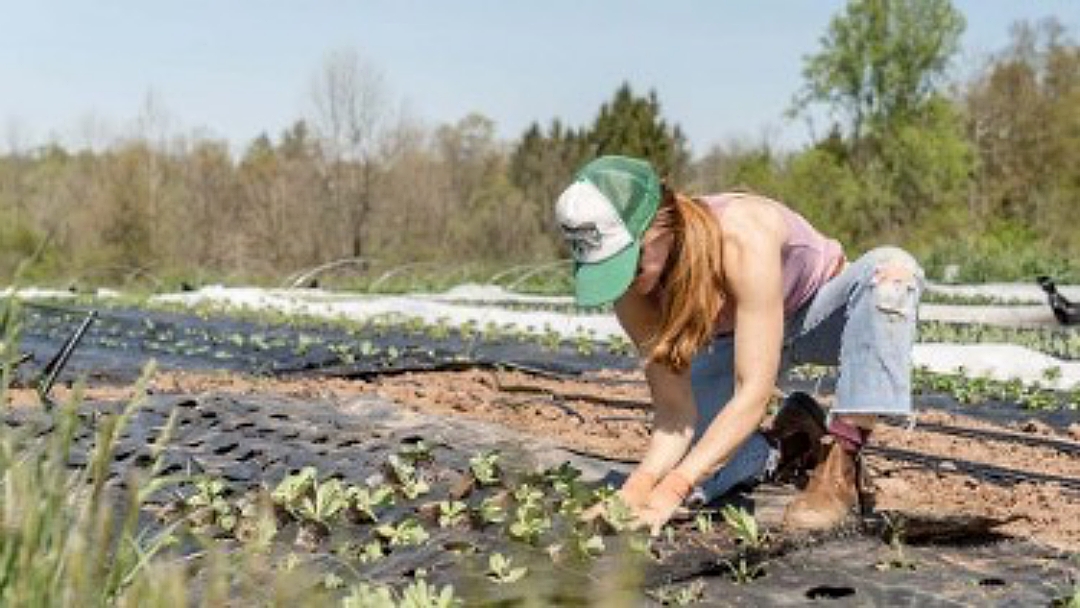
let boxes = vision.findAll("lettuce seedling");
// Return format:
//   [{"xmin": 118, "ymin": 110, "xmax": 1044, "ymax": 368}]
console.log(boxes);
[
  {"xmin": 468, "ymin": 451, "xmax": 501, "ymax": 486},
  {"xmin": 348, "ymin": 485, "xmax": 395, "ymax": 523},
  {"xmin": 512, "ymin": 483, "xmax": 543, "ymax": 508},
  {"xmin": 398, "ymin": 579, "xmax": 460, "ymax": 608},
  {"xmin": 575, "ymin": 532, "xmax": 606, "ymax": 559},
  {"xmin": 486, "ymin": 553, "xmax": 527, "ymax": 584},
  {"xmin": 508, "ymin": 503, "xmax": 551, "ymax": 545},
  {"xmin": 593, "ymin": 491, "xmax": 638, "ymax": 533},
  {"xmin": 649, "ymin": 579, "xmax": 706, "ymax": 604},
  {"xmin": 386, "ymin": 455, "xmax": 431, "ymax": 500},
  {"xmin": 329, "ymin": 343, "xmax": 356, "ymax": 365},
  {"xmin": 398, "ymin": 440, "xmax": 434, "ymax": 465},
  {"xmin": 437, "ymin": 500, "xmax": 468, "ymax": 528},
  {"xmin": 234, "ymin": 495, "xmax": 278, "ymax": 549},
  {"xmin": 375, "ymin": 518, "xmax": 430, "ymax": 547},
  {"xmin": 357, "ymin": 540, "xmax": 387, "ymax": 564},
  {"xmin": 478, "ymin": 495, "xmax": 507, "ymax": 525},
  {"xmin": 185, "ymin": 477, "xmax": 236, "ymax": 532},
  {"xmin": 296, "ymin": 478, "xmax": 349, "ymax": 528},
  {"xmin": 272, "ymin": 467, "xmax": 318, "ymax": 512}
]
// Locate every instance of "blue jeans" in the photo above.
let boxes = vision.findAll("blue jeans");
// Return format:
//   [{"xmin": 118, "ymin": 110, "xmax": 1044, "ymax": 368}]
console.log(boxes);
[{"xmin": 690, "ymin": 246, "xmax": 925, "ymax": 502}]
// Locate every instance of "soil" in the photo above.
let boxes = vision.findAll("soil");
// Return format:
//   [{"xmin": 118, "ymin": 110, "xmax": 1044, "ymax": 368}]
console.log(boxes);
[{"xmin": 12, "ymin": 366, "xmax": 1079, "ymax": 552}]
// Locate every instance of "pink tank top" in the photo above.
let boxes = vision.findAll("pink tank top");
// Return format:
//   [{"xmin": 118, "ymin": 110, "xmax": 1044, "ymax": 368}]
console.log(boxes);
[{"xmin": 701, "ymin": 194, "xmax": 844, "ymax": 333}]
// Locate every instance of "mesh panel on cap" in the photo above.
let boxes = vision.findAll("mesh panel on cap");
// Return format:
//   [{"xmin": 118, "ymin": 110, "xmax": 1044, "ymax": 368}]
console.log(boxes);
[{"xmin": 577, "ymin": 156, "xmax": 660, "ymax": 238}]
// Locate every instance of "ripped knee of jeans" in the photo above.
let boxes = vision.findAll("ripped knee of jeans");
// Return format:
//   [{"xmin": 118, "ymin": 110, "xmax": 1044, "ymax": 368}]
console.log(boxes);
[{"xmin": 872, "ymin": 256, "xmax": 921, "ymax": 318}]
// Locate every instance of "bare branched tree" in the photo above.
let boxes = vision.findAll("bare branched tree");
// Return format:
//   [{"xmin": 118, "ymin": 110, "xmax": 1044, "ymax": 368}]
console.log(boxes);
[{"xmin": 310, "ymin": 48, "xmax": 389, "ymax": 259}]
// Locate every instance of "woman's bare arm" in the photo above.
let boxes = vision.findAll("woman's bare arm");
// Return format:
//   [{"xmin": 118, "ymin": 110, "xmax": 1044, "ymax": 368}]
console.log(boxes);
[
  {"xmin": 613, "ymin": 289, "xmax": 697, "ymax": 478},
  {"xmin": 669, "ymin": 203, "xmax": 786, "ymax": 485}
]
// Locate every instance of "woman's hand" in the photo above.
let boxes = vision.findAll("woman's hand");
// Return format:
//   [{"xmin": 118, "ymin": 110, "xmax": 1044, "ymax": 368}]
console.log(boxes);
[
  {"xmin": 620, "ymin": 468, "xmax": 659, "ymax": 509},
  {"xmin": 580, "ymin": 468, "xmax": 659, "ymax": 522},
  {"xmin": 637, "ymin": 470, "xmax": 693, "ymax": 535}
]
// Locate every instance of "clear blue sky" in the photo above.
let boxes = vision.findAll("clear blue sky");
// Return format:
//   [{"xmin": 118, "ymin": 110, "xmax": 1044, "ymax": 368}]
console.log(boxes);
[{"xmin": 1, "ymin": 1, "xmax": 1076, "ymax": 154}]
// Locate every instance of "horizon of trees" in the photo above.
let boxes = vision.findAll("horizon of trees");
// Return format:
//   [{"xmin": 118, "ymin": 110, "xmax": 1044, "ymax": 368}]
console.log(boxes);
[{"xmin": 0, "ymin": 3, "xmax": 1077, "ymax": 288}]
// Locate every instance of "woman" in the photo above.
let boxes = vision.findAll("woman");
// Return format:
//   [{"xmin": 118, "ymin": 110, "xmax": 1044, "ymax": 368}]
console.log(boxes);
[{"xmin": 556, "ymin": 155, "xmax": 923, "ymax": 533}]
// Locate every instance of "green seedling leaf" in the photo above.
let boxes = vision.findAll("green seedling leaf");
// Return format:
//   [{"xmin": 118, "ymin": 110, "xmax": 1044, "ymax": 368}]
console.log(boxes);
[
  {"xmin": 509, "ymin": 503, "xmax": 551, "ymax": 545},
  {"xmin": 438, "ymin": 500, "xmax": 468, "ymax": 528},
  {"xmin": 478, "ymin": 496, "xmax": 507, "ymax": 524},
  {"xmin": 695, "ymin": 512, "xmax": 715, "ymax": 534},
  {"xmin": 399, "ymin": 440, "xmax": 434, "ymax": 465},
  {"xmin": 272, "ymin": 467, "xmax": 317, "ymax": 508},
  {"xmin": 596, "ymin": 492, "xmax": 638, "ymax": 533},
  {"xmin": 398, "ymin": 579, "xmax": 460, "ymax": 608},
  {"xmin": 649, "ymin": 579, "xmax": 706, "ymax": 605},
  {"xmin": 358, "ymin": 540, "xmax": 386, "ymax": 564},
  {"xmin": 376, "ymin": 518, "xmax": 430, "ymax": 547},
  {"xmin": 487, "ymin": 553, "xmax": 528, "ymax": 584},
  {"xmin": 468, "ymin": 451, "xmax": 501, "ymax": 486},
  {"xmin": 323, "ymin": 573, "xmax": 345, "ymax": 590},
  {"xmin": 342, "ymin": 583, "xmax": 396, "ymax": 608},
  {"xmin": 387, "ymin": 455, "xmax": 431, "ymax": 499},
  {"xmin": 512, "ymin": 483, "xmax": 543, "ymax": 507},
  {"xmin": 349, "ymin": 485, "xmax": 395, "ymax": 522},
  {"xmin": 302, "ymin": 478, "xmax": 348, "ymax": 525},
  {"xmin": 721, "ymin": 504, "xmax": 765, "ymax": 549},
  {"xmin": 576, "ymin": 533, "xmax": 606, "ymax": 558},
  {"xmin": 725, "ymin": 558, "xmax": 764, "ymax": 584}
]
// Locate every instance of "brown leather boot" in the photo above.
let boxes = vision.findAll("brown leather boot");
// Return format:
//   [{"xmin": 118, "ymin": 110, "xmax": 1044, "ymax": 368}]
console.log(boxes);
[
  {"xmin": 782, "ymin": 419, "xmax": 867, "ymax": 532},
  {"xmin": 765, "ymin": 392, "xmax": 827, "ymax": 483}
]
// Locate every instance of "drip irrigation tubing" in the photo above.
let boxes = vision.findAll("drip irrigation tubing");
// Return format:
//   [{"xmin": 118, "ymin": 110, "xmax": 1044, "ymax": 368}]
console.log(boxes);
[
  {"xmin": 285, "ymin": 359, "xmax": 586, "ymax": 381},
  {"xmin": 490, "ymin": 381, "xmax": 650, "ymax": 411},
  {"xmin": 560, "ymin": 443, "xmax": 1080, "ymax": 493},
  {"xmin": 884, "ymin": 419, "xmax": 1080, "ymax": 456},
  {"xmin": 864, "ymin": 444, "xmax": 1080, "ymax": 493}
]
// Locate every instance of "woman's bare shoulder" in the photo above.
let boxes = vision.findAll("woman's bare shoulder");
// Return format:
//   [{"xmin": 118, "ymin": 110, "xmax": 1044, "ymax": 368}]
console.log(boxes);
[{"xmin": 715, "ymin": 195, "xmax": 787, "ymax": 244}]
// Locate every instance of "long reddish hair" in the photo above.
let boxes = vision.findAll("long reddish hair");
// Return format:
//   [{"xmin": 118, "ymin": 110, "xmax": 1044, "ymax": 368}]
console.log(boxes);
[{"xmin": 647, "ymin": 185, "xmax": 726, "ymax": 372}]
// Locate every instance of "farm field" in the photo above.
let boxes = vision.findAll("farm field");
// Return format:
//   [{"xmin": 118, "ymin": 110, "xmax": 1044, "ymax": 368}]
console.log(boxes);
[{"xmin": 3, "ymin": 284, "xmax": 1079, "ymax": 606}]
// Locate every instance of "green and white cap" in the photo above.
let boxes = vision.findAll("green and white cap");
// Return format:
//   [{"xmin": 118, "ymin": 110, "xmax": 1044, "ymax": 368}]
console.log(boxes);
[{"xmin": 555, "ymin": 155, "xmax": 661, "ymax": 306}]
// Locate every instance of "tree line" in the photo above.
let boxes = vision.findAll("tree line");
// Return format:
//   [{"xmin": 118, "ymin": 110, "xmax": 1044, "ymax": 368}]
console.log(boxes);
[{"xmin": 0, "ymin": 1, "xmax": 1077, "ymax": 287}]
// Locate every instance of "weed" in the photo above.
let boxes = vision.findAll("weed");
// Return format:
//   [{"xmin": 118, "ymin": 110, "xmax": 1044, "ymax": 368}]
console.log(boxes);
[
  {"xmin": 724, "ymin": 557, "xmax": 764, "ymax": 584},
  {"xmin": 694, "ymin": 511, "xmax": 715, "ymax": 534}
]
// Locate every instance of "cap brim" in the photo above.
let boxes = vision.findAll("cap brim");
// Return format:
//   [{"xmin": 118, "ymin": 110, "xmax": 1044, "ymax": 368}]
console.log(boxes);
[{"xmin": 573, "ymin": 241, "xmax": 641, "ymax": 307}]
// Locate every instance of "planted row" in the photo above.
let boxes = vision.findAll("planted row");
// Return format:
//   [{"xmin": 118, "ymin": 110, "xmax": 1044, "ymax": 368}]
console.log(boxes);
[{"xmin": 170, "ymin": 442, "xmax": 772, "ymax": 605}]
